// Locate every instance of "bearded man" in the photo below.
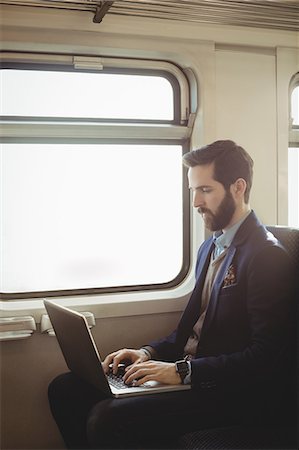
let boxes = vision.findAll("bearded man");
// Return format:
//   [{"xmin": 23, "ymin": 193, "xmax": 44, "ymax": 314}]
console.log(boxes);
[{"xmin": 48, "ymin": 140, "xmax": 295, "ymax": 449}]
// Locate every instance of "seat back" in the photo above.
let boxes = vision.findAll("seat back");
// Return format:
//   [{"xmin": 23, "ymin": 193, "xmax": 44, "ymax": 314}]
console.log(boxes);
[
  {"xmin": 266, "ymin": 225, "xmax": 298, "ymax": 435},
  {"xmin": 266, "ymin": 225, "xmax": 299, "ymax": 274}
]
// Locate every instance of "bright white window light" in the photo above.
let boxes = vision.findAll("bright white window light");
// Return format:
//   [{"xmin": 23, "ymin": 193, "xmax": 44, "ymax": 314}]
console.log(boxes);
[
  {"xmin": 0, "ymin": 70, "xmax": 173, "ymax": 120},
  {"xmin": 0, "ymin": 144, "xmax": 183, "ymax": 293},
  {"xmin": 288, "ymin": 147, "xmax": 299, "ymax": 228},
  {"xmin": 291, "ymin": 85, "xmax": 299, "ymax": 126},
  {"xmin": 288, "ymin": 84, "xmax": 299, "ymax": 227}
]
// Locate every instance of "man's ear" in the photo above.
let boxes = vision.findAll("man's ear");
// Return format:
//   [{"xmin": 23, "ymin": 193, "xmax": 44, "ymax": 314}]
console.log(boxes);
[{"xmin": 231, "ymin": 178, "xmax": 247, "ymax": 198}]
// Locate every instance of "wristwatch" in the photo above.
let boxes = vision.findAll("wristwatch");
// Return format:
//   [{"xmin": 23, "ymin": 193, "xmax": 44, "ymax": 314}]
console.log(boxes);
[{"xmin": 175, "ymin": 359, "xmax": 189, "ymax": 383}]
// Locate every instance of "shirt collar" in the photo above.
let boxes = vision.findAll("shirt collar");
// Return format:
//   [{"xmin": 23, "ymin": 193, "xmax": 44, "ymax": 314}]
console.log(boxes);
[{"xmin": 213, "ymin": 210, "xmax": 251, "ymax": 257}]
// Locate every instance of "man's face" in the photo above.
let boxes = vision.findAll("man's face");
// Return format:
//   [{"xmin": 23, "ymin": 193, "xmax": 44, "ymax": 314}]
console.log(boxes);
[{"xmin": 188, "ymin": 163, "xmax": 236, "ymax": 231}]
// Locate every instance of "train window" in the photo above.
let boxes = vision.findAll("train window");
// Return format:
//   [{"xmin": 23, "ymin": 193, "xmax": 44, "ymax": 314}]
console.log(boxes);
[
  {"xmin": 290, "ymin": 85, "xmax": 299, "ymax": 126},
  {"xmin": 1, "ymin": 70, "xmax": 173, "ymax": 121},
  {"xmin": 288, "ymin": 79, "xmax": 299, "ymax": 227},
  {"xmin": 0, "ymin": 54, "xmax": 192, "ymax": 299},
  {"xmin": 1, "ymin": 144, "xmax": 184, "ymax": 295}
]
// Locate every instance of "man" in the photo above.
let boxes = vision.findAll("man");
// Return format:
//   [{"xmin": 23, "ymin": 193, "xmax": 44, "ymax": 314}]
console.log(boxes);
[{"xmin": 48, "ymin": 140, "xmax": 295, "ymax": 449}]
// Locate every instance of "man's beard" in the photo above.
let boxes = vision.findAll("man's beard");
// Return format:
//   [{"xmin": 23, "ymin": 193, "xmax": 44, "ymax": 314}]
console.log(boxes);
[{"xmin": 198, "ymin": 190, "xmax": 236, "ymax": 231}]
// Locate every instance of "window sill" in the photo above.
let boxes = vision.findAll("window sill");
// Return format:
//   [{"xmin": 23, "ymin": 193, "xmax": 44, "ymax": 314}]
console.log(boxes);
[{"xmin": 0, "ymin": 273, "xmax": 194, "ymax": 324}]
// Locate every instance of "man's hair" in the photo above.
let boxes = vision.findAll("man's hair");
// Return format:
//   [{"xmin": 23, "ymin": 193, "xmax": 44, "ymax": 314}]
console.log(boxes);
[{"xmin": 183, "ymin": 140, "xmax": 253, "ymax": 203}]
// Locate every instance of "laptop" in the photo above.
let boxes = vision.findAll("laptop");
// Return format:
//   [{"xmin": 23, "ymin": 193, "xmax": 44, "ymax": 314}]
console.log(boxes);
[{"xmin": 44, "ymin": 300, "xmax": 190, "ymax": 398}]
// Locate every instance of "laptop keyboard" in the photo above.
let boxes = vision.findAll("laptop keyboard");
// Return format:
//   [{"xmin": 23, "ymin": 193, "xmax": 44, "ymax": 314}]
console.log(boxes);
[{"xmin": 108, "ymin": 373, "xmax": 131, "ymax": 389}]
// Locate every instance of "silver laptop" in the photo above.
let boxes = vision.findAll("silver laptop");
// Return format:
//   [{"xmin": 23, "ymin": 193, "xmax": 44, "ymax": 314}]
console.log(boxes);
[{"xmin": 44, "ymin": 300, "xmax": 190, "ymax": 398}]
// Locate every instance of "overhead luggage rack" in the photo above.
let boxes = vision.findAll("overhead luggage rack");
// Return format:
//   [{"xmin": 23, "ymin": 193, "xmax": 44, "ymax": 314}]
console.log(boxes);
[{"xmin": 1, "ymin": 0, "xmax": 298, "ymax": 31}]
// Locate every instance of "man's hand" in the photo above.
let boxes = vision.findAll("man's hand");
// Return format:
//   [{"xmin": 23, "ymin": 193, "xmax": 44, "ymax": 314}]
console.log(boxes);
[
  {"xmin": 123, "ymin": 360, "xmax": 181, "ymax": 386},
  {"xmin": 102, "ymin": 348, "xmax": 149, "ymax": 375}
]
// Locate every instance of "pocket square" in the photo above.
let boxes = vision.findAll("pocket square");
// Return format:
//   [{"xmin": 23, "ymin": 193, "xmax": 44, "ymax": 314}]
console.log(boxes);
[{"xmin": 223, "ymin": 264, "xmax": 237, "ymax": 287}]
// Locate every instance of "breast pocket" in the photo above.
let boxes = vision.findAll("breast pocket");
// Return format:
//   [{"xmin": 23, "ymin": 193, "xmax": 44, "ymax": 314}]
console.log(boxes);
[
  {"xmin": 221, "ymin": 283, "xmax": 238, "ymax": 293},
  {"xmin": 222, "ymin": 263, "xmax": 237, "ymax": 288}
]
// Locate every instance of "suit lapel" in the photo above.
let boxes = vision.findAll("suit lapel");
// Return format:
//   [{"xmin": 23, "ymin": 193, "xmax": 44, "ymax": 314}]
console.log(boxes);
[
  {"xmin": 178, "ymin": 240, "xmax": 214, "ymax": 337},
  {"xmin": 195, "ymin": 239, "xmax": 214, "ymax": 281},
  {"xmin": 201, "ymin": 245, "xmax": 237, "ymax": 336}
]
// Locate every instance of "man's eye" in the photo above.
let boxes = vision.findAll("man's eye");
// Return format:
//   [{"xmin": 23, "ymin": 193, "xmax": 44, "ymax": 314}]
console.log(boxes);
[{"xmin": 201, "ymin": 188, "xmax": 212, "ymax": 193}]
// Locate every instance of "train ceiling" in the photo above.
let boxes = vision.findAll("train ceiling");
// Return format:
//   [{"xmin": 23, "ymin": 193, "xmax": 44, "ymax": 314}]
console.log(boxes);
[{"xmin": 1, "ymin": 0, "xmax": 298, "ymax": 31}]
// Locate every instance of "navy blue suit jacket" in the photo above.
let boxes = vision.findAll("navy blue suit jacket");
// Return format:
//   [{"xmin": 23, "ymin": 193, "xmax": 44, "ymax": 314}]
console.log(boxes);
[{"xmin": 149, "ymin": 211, "xmax": 295, "ymax": 392}]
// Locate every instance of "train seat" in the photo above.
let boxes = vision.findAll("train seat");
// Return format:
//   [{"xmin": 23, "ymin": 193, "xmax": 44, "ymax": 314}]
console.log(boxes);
[
  {"xmin": 179, "ymin": 225, "xmax": 299, "ymax": 450},
  {"xmin": 179, "ymin": 424, "xmax": 296, "ymax": 449}
]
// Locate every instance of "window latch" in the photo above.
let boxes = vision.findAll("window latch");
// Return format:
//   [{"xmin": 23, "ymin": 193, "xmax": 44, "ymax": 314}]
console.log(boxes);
[
  {"xmin": 73, "ymin": 56, "xmax": 104, "ymax": 70},
  {"xmin": 41, "ymin": 312, "xmax": 95, "ymax": 336},
  {"xmin": 0, "ymin": 316, "xmax": 36, "ymax": 341}
]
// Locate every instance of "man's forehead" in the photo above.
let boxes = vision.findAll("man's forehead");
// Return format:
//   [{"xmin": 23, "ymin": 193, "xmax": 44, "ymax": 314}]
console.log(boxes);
[{"xmin": 187, "ymin": 163, "xmax": 215, "ymax": 184}]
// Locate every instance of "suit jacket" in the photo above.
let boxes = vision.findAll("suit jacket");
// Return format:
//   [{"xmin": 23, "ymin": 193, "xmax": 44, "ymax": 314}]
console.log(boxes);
[{"xmin": 149, "ymin": 211, "xmax": 295, "ymax": 393}]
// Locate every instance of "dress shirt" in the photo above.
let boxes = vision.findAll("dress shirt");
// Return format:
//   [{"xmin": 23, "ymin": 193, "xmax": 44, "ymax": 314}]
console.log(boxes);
[{"xmin": 213, "ymin": 210, "xmax": 251, "ymax": 259}]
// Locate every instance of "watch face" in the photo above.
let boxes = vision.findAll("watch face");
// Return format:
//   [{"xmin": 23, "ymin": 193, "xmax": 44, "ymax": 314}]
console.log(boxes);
[
  {"xmin": 176, "ymin": 360, "xmax": 189, "ymax": 374},
  {"xmin": 176, "ymin": 360, "xmax": 189, "ymax": 383}
]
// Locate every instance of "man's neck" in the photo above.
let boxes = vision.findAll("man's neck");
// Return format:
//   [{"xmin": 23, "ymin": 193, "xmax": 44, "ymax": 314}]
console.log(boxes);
[{"xmin": 222, "ymin": 205, "xmax": 251, "ymax": 233}]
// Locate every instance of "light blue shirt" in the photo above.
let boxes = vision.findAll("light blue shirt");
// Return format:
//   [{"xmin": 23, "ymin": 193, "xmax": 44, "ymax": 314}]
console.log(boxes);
[{"xmin": 213, "ymin": 211, "xmax": 251, "ymax": 259}]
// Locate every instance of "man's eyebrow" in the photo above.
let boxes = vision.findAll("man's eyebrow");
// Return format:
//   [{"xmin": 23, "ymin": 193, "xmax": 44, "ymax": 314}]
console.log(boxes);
[{"xmin": 189, "ymin": 185, "xmax": 213, "ymax": 190}]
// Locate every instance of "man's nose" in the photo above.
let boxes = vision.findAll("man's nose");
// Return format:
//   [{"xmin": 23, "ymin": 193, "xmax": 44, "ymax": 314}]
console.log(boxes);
[{"xmin": 193, "ymin": 191, "xmax": 204, "ymax": 209}]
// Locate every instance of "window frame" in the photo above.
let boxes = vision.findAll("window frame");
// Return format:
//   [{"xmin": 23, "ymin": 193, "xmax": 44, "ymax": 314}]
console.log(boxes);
[
  {"xmin": 0, "ymin": 52, "xmax": 190, "ymax": 125},
  {"xmin": 0, "ymin": 53, "xmax": 192, "ymax": 300},
  {"xmin": 288, "ymin": 73, "xmax": 299, "ymax": 228},
  {"xmin": 289, "ymin": 73, "xmax": 299, "ymax": 146}
]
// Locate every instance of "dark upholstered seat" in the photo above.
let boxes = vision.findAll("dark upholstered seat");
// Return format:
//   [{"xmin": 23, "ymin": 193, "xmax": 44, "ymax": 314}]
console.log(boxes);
[
  {"xmin": 179, "ymin": 425, "xmax": 296, "ymax": 449},
  {"xmin": 266, "ymin": 225, "xmax": 299, "ymax": 271},
  {"xmin": 179, "ymin": 226, "xmax": 299, "ymax": 450}
]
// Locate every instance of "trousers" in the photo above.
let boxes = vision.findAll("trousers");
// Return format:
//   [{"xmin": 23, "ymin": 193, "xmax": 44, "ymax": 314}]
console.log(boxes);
[{"xmin": 47, "ymin": 372, "xmax": 281, "ymax": 450}]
